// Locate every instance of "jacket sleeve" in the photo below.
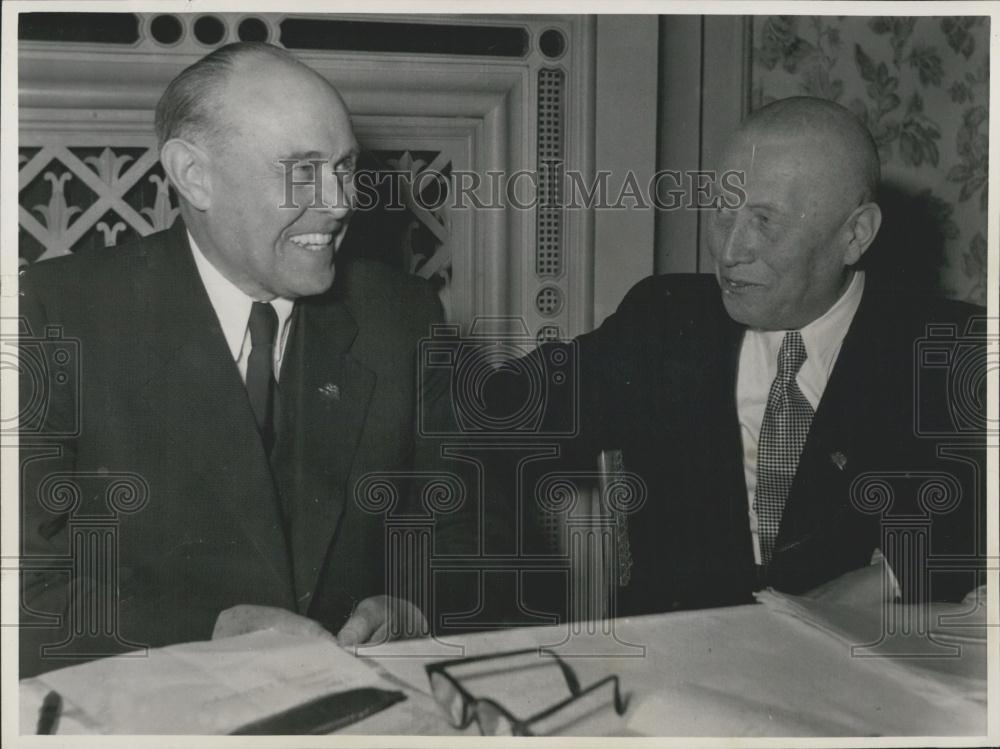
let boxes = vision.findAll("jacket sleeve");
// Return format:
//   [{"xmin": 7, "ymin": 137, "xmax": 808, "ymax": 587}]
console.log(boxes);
[
  {"xmin": 18, "ymin": 271, "xmax": 86, "ymax": 677},
  {"xmin": 400, "ymin": 283, "xmax": 497, "ymax": 633}
]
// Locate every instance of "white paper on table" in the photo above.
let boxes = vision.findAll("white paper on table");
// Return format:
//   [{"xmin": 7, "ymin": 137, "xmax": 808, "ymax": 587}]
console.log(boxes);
[
  {"xmin": 628, "ymin": 682, "xmax": 861, "ymax": 736},
  {"xmin": 623, "ymin": 587, "xmax": 986, "ymax": 737},
  {"xmin": 756, "ymin": 583, "xmax": 988, "ymax": 690},
  {"xmin": 19, "ymin": 628, "xmax": 385, "ymax": 734},
  {"xmin": 359, "ymin": 625, "xmax": 555, "ymax": 697},
  {"xmin": 624, "ymin": 615, "xmax": 985, "ymax": 736}
]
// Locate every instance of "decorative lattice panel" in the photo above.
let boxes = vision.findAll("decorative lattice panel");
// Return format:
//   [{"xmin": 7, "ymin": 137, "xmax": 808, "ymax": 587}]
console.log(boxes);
[
  {"xmin": 18, "ymin": 145, "xmax": 178, "ymax": 266},
  {"xmin": 18, "ymin": 146, "xmax": 452, "ymax": 297},
  {"xmin": 335, "ymin": 149, "xmax": 454, "ymax": 315}
]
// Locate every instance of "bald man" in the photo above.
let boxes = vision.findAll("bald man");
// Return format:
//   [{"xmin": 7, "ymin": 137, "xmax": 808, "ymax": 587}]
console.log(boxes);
[
  {"xmin": 19, "ymin": 42, "xmax": 475, "ymax": 676},
  {"xmin": 502, "ymin": 97, "xmax": 985, "ymax": 616}
]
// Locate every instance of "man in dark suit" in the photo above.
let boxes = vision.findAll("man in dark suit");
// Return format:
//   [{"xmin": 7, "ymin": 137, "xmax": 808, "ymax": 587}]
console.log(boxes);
[
  {"xmin": 19, "ymin": 42, "xmax": 473, "ymax": 677},
  {"xmin": 501, "ymin": 97, "xmax": 985, "ymax": 618}
]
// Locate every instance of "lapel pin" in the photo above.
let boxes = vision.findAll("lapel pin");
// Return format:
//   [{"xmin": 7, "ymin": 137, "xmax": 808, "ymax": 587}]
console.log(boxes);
[
  {"xmin": 830, "ymin": 452, "xmax": 848, "ymax": 471},
  {"xmin": 318, "ymin": 383, "xmax": 340, "ymax": 401}
]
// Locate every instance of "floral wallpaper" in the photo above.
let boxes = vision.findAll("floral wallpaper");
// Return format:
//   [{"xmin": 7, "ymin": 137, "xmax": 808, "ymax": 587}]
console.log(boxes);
[{"xmin": 751, "ymin": 15, "xmax": 989, "ymax": 306}]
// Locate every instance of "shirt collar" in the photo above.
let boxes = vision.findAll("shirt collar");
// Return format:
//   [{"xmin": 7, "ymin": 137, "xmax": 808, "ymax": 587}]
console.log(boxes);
[
  {"xmin": 187, "ymin": 232, "xmax": 294, "ymax": 361},
  {"xmin": 798, "ymin": 270, "xmax": 865, "ymax": 378}
]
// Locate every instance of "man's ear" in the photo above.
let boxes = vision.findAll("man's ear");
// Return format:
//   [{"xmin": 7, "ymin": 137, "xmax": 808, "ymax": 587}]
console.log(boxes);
[
  {"xmin": 842, "ymin": 201, "xmax": 882, "ymax": 266},
  {"xmin": 160, "ymin": 139, "xmax": 212, "ymax": 211}
]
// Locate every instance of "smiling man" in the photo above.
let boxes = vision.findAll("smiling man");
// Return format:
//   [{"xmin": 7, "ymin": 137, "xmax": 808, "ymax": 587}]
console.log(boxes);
[
  {"xmin": 495, "ymin": 96, "xmax": 985, "ymax": 617},
  {"xmin": 158, "ymin": 44, "xmax": 359, "ymax": 300},
  {"xmin": 19, "ymin": 43, "xmax": 469, "ymax": 676}
]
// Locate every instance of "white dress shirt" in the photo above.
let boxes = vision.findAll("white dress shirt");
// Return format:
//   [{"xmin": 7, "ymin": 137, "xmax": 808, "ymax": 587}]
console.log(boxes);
[
  {"xmin": 736, "ymin": 271, "xmax": 865, "ymax": 564},
  {"xmin": 188, "ymin": 232, "xmax": 295, "ymax": 383}
]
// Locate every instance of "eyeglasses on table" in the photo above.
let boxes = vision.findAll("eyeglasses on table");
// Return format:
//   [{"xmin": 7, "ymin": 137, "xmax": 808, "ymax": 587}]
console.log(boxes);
[{"xmin": 425, "ymin": 647, "xmax": 626, "ymax": 736}]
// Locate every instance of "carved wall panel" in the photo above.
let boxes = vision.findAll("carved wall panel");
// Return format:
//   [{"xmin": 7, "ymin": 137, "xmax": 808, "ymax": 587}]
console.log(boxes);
[{"xmin": 18, "ymin": 12, "xmax": 596, "ymax": 336}]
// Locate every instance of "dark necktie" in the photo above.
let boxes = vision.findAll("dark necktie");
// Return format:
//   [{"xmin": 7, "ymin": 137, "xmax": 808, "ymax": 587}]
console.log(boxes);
[
  {"xmin": 246, "ymin": 301, "xmax": 278, "ymax": 454},
  {"xmin": 754, "ymin": 331, "xmax": 813, "ymax": 566}
]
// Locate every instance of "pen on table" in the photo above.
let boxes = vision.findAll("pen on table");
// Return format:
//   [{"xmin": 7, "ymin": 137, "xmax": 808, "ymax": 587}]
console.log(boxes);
[{"xmin": 37, "ymin": 690, "xmax": 62, "ymax": 735}]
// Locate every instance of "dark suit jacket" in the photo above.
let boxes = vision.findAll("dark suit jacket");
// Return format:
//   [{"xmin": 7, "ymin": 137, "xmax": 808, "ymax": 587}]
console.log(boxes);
[
  {"xmin": 505, "ymin": 273, "xmax": 985, "ymax": 617},
  {"xmin": 19, "ymin": 222, "xmax": 475, "ymax": 676}
]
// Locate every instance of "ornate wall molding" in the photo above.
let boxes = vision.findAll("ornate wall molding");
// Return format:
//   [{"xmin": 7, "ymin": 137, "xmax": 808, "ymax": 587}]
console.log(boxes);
[{"xmin": 19, "ymin": 13, "xmax": 597, "ymax": 337}]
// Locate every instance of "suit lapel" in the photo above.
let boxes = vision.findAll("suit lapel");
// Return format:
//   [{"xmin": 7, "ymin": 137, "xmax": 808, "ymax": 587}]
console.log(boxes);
[
  {"xmin": 134, "ymin": 223, "xmax": 295, "ymax": 597},
  {"xmin": 776, "ymin": 283, "xmax": 882, "ymax": 549},
  {"xmin": 274, "ymin": 295, "xmax": 376, "ymax": 612}
]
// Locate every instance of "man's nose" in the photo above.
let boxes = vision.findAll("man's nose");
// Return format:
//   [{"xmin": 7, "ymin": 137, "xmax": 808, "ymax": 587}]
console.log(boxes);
[
  {"xmin": 716, "ymin": 212, "xmax": 754, "ymax": 266},
  {"xmin": 317, "ymin": 167, "xmax": 353, "ymax": 219}
]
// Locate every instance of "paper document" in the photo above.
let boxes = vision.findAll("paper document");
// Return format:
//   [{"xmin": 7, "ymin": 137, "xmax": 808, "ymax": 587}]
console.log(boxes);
[{"xmin": 20, "ymin": 629, "xmax": 385, "ymax": 734}]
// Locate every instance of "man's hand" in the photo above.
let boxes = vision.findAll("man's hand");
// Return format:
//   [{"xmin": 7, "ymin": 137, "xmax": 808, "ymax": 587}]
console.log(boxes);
[
  {"xmin": 212, "ymin": 604, "xmax": 336, "ymax": 641},
  {"xmin": 335, "ymin": 595, "xmax": 429, "ymax": 647}
]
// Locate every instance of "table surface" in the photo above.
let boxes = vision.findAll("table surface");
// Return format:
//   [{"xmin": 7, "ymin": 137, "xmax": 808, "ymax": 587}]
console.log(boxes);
[
  {"xmin": 19, "ymin": 582, "xmax": 989, "ymax": 738},
  {"xmin": 347, "ymin": 586, "xmax": 988, "ymax": 737}
]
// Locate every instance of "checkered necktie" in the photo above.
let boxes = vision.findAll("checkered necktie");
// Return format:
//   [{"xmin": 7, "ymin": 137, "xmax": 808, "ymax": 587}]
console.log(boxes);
[{"xmin": 754, "ymin": 331, "xmax": 813, "ymax": 566}]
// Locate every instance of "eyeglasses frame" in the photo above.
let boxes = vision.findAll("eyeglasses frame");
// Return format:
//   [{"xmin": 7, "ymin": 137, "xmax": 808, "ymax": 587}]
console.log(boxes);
[{"xmin": 424, "ymin": 647, "xmax": 626, "ymax": 736}]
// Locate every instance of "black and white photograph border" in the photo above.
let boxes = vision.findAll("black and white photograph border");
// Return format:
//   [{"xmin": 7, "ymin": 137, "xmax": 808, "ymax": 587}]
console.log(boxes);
[{"xmin": 1, "ymin": 0, "xmax": 997, "ymax": 746}]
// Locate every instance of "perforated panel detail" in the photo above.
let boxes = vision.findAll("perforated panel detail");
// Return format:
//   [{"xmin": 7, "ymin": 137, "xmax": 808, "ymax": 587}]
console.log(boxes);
[
  {"xmin": 535, "ymin": 285, "xmax": 564, "ymax": 317},
  {"xmin": 536, "ymin": 67, "xmax": 565, "ymax": 278}
]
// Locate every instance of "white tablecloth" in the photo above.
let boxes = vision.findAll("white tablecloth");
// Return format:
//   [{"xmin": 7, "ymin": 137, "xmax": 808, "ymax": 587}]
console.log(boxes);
[
  {"xmin": 353, "ymin": 583, "xmax": 988, "ymax": 737},
  {"xmin": 20, "ymin": 582, "xmax": 988, "ymax": 737}
]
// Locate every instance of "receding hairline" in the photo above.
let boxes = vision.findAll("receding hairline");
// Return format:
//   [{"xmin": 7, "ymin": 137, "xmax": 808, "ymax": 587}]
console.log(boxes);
[
  {"xmin": 211, "ymin": 51, "xmax": 346, "ymax": 136},
  {"xmin": 154, "ymin": 42, "xmax": 339, "ymax": 150},
  {"xmin": 736, "ymin": 97, "xmax": 880, "ymax": 201},
  {"xmin": 225, "ymin": 44, "xmax": 332, "ymax": 87}
]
